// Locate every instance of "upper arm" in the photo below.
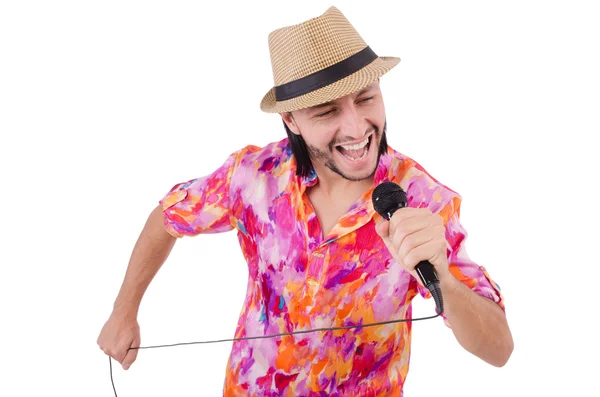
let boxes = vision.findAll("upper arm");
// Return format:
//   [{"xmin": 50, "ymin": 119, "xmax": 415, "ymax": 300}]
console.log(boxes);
[{"xmin": 158, "ymin": 150, "xmax": 242, "ymax": 238}]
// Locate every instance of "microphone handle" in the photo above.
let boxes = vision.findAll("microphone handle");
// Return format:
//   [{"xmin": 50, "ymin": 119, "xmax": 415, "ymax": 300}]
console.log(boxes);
[
  {"xmin": 415, "ymin": 260, "xmax": 439, "ymax": 289},
  {"xmin": 385, "ymin": 207, "xmax": 444, "ymax": 314}
]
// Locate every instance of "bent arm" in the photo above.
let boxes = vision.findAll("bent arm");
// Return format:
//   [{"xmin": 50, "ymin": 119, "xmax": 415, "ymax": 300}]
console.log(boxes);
[
  {"xmin": 112, "ymin": 204, "xmax": 177, "ymax": 317},
  {"xmin": 440, "ymin": 274, "xmax": 514, "ymax": 367}
]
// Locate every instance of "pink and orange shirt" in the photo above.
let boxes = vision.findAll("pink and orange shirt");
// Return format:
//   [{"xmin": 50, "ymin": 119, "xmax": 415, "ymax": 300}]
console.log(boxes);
[{"xmin": 159, "ymin": 138, "xmax": 504, "ymax": 397}]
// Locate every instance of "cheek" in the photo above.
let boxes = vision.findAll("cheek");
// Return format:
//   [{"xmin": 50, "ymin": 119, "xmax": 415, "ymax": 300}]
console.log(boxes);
[
  {"xmin": 303, "ymin": 128, "xmax": 337, "ymax": 150},
  {"xmin": 371, "ymin": 103, "xmax": 386, "ymax": 130}
]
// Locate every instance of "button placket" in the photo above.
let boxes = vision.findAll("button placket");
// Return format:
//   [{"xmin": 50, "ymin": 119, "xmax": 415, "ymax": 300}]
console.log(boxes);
[
  {"xmin": 306, "ymin": 247, "xmax": 325, "ymax": 279},
  {"xmin": 305, "ymin": 246, "xmax": 329, "ymax": 320}
]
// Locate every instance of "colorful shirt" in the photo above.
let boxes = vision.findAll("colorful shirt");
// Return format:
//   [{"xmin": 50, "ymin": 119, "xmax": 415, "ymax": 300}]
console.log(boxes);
[{"xmin": 159, "ymin": 138, "xmax": 504, "ymax": 397}]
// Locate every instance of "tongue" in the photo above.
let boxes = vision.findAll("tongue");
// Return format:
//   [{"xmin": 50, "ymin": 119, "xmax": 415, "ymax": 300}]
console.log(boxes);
[{"xmin": 340, "ymin": 146, "xmax": 366, "ymax": 160}]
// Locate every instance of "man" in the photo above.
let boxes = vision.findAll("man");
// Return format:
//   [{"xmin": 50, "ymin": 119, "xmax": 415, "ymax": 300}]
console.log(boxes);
[{"xmin": 98, "ymin": 6, "xmax": 513, "ymax": 396}]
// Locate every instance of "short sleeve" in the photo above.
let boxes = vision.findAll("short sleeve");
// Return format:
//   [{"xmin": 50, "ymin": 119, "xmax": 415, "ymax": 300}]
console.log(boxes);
[
  {"xmin": 418, "ymin": 196, "xmax": 505, "ymax": 325},
  {"xmin": 158, "ymin": 150, "xmax": 241, "ymax": 238}
]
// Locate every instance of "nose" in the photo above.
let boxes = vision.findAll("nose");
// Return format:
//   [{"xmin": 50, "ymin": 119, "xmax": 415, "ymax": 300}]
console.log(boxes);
[{"xmin": 339, "ymin": 102, "xmax": 368, "ymax": 141}]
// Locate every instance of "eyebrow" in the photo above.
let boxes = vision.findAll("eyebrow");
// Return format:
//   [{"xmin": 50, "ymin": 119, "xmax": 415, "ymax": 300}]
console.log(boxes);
[{"xmin": 310, "ymin": 86, "xmax": 374, "ymax": 110}]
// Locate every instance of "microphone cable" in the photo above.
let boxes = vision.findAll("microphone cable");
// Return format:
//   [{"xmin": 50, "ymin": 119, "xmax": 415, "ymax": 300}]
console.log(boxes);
[
  {"xmin": 108, "ymin": 310, "xmax": 443, "ymax": 396},
  {"xmin": 108, "ymin": 181, "xmax": 448, "ymax": 395}
]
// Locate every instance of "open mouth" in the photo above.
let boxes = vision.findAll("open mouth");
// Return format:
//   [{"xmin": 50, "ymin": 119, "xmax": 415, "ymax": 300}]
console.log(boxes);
[{"xmin": 335, "ymin": 135, "xmax": 372, "ymax": 161}]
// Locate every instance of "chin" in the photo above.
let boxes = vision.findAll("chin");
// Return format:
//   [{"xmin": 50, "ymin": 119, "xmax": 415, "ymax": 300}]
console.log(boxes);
[{"xmin": 337, "ymin": 160, "xmax": 379, "ymax": 182}]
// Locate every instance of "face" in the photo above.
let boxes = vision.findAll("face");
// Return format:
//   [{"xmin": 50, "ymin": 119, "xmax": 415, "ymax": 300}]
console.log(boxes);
[{"xmin": 281, "ymin": 81, "xmax": 386, "ymax": 182}]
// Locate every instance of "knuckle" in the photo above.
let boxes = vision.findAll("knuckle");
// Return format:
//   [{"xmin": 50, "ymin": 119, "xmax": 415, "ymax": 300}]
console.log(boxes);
[
  {"xmin": 109, "ymin": 349, "xmax": 123, "ymax": 360},
  {"xmin": 396, "ymin": 234, "xmax": 408, "ymax": 250},
  {"xmin": 396, "ymin": 244, "xmax": 406, "ymax": 259},
  {"xmin": 391, "ymin": 230, "xmax": 403, "ymax": 246},
  {"xmin": 403, "ymin": 235, "xmax": 415, "ymax": 249},
  {"xmin": 404, "ymin": 251, "xmax": 415, "ymax": 266}
]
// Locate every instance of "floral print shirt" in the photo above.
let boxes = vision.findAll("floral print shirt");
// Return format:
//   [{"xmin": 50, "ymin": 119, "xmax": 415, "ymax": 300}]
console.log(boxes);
[{"xmin": 159, "ymin": 138, "xmax": 504, "ymax": 396}]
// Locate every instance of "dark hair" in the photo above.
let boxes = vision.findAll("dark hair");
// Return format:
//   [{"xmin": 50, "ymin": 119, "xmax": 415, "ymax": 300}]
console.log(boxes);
[{"xmin": 283, "ymin": 118, "xmax": 388, "ymax": 178}]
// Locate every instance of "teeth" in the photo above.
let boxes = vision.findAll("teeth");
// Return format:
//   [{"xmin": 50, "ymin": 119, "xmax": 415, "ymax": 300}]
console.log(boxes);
[
  {"xmin": 339, "ymin": 137, "xmax": 369, "ymax": 151},
  {"xmin": 342, "ymin": 149, "xmax": 369, "ymax": 161}
]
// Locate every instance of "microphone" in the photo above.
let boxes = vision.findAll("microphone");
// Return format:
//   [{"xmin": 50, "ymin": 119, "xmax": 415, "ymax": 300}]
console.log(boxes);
[{"xmin": 372, "ymin": 181, "xmax": 444, "ymax": 314}]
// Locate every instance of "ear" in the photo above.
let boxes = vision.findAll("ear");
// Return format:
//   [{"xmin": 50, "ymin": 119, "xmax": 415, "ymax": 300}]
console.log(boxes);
[{"xmin": 280, "ymin": 112, "xmax": 301, "ymax": 136}]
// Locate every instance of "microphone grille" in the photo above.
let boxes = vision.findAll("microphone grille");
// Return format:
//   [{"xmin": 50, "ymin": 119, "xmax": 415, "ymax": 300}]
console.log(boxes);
[{"xmin": 372, "ymin": 181, "xmax": 407, "ymax": 219}]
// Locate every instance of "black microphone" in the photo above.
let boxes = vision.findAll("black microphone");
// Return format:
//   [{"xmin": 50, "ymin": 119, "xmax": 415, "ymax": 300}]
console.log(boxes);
[{"xmin": 372, "ymin": 181, "xmax": 444, "ymax": 314}]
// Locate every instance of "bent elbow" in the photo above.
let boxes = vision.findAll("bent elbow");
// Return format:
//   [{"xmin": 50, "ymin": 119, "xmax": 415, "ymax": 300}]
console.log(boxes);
[{"xmin": 490, "ymin": 334, "xmax": 514, "ymax": 367}]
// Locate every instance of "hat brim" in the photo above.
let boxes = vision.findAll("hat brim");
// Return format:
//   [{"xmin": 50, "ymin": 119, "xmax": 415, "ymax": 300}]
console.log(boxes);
[{"xmin": 260, "ymin": 56, "xmax": 400, "ymax": 113}]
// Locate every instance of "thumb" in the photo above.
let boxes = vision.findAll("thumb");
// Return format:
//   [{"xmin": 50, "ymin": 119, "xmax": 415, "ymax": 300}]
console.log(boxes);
[
  {"xmin": 375, "ymin": 219, "xmax": 390, "ymax": 239},
  {"xmin": 122, "ymin": 335, "xmax": 140, "ymax": 370}
]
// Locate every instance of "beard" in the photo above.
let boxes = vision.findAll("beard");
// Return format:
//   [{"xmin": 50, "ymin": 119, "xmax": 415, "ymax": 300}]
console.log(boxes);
[{"xmin": 306, "ymin": 121, "xmax": 387, "ymax": 182}]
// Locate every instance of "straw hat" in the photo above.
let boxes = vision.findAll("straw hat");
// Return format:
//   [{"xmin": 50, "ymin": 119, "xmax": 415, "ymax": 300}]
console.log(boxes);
[{"xmin": 260, "ymin": 6, "xmax": 400, "ymax": 113}]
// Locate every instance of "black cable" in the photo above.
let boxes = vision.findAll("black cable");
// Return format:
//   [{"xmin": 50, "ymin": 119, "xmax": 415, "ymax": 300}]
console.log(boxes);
[
  {"xmin": 109, "ymin": 353, "xmax": 117, "ymax": 396},
  {"xmin": 108, "ymin": 311, "xmax": 442, "ymax": 396},
  {"xmin": 429, "ymin": 282, "xmax": 444, "ymax": 314}
]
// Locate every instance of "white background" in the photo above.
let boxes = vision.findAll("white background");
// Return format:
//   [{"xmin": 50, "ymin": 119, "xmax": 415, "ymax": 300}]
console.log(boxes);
[{"xmin": 1, "ymin": 1, "xmax": 599, "ymax": 396}]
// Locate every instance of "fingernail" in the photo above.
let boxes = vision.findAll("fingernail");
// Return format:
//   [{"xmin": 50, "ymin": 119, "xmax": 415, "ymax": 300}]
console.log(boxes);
[{"xmin": 123, "ymin": 364, "xmax": 130, "ymax": 370}]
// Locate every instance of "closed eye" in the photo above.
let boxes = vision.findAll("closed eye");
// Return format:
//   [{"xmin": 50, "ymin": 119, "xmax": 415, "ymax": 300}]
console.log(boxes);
[
  {"xmin": 315, "ymin": 97, "xmax": 374, "ymax": 117},
  {"xmin": 316, "ymin": 109, "xmax": 334, "ymax": 117}
]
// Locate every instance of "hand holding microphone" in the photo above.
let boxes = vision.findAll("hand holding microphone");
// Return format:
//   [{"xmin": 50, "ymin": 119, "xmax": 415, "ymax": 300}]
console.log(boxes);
[{"xmin": 372, "ymin": 182, "xmax": 448, "ymax": 313}]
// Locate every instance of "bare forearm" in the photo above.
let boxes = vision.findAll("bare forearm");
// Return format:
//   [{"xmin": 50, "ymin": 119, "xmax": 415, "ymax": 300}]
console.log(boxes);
[
  {"xmin": 113, "ymin": 204, "xmax": 177, "ymax": 316},
  {"xmin": 439, "ymin": 274, "xmax": 514, "ymax": 367}
]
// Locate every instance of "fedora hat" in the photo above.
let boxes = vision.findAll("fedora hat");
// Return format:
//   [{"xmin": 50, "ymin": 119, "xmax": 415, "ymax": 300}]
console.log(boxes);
[{"xmin": 260, "ymin": 6, "xmax": 400, "ymax": 113}]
